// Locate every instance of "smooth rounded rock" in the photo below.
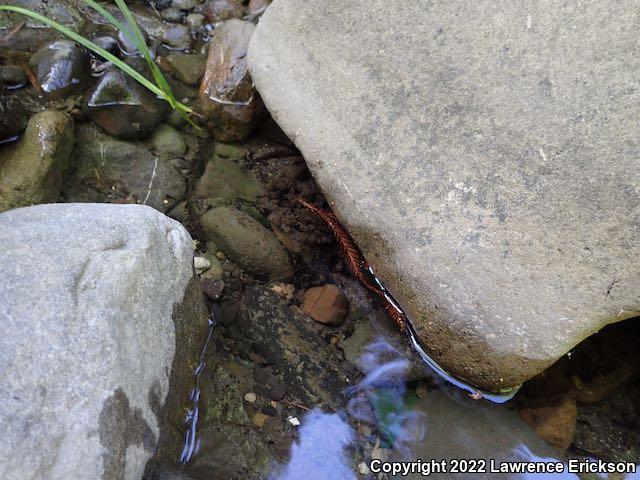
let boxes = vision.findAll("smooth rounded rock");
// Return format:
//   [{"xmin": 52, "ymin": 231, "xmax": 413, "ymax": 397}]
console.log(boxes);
[
  {"xmin": 249, "ymin": 0, "xmax": 640, "ymax": 392},
  {"xmin": 83, "ymin": 61, "xmax": 168, "ymax": 139},
  {"xmin": 162, "ymin": 25, "xmax": 193, "ymax": 51},
  {"xmin": 28, "ymin": 40, "xmax": 89, "ymax": 96},
  {"xmin": 200, "ymin": 206, "xmax": 293, "ymax": 279},
  {"xmin": 0, "ymin": 111, "xmax": 73, "ymax": 212},
  {"xmin": 152, "ymin": 124, "xmax": 188, "ymax": 156},
  {"xmin": 166, "ymin": 53, "xmax": 206, "ymax": 85}
]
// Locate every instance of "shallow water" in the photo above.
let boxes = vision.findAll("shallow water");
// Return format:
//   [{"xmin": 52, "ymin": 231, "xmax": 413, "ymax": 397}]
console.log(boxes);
[{"xmin": 271, "ymin": 338, "xmax": 640, "ymax": 480}]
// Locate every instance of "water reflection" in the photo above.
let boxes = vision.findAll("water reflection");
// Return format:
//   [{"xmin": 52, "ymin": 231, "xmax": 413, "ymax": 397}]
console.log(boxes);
[{"xmin": 271, "ymin": 338, "xmax": 639, "ymax": 479}]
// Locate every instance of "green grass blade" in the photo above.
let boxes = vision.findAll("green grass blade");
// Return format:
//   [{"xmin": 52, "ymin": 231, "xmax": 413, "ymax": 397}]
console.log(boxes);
[
  {"xmin": 112, "ymin": 0, "xmax": 178, "ymax": 109},
  {"xmin": 81, "ymin": 0, "xmax": 178, "ymax": 110},
  {"xmin": 0, "ymin": 5, "xmax": 193, "ymax": 114}
]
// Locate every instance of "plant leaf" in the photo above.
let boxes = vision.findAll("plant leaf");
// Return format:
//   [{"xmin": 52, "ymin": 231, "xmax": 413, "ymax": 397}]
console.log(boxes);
[{"xmin": 0, "ymin": 5, "xmax": 193, "ymax": 115}]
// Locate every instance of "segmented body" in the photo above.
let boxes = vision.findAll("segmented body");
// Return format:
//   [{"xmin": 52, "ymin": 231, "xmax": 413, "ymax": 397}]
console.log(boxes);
[{"xmin": 296, "ymin": 197, "xmax": 407, "ymax": 333}]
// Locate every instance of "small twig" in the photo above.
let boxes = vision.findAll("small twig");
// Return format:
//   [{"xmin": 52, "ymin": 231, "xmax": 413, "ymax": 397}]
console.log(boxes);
[
  {"xmin": 0, "ymin": 21, "xmax": 25, "ymax": 43},
  {"xmin": 280, "ymin": 400, "xmax": 311, "ymax": 411},
  {"xmin": 18, "ymin": 60, "xmax": 42, "ymax": 95},
  {"xmin": 296, "ymin": 197, "xmax": 408, "ymax": 332}
]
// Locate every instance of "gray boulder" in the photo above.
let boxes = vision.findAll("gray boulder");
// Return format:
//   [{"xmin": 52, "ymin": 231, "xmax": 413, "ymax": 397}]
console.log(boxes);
[
  {"xmin": 249, "ymin": 0, "xmax": 640, "ymax": 392},
  {"xmin": 0, "ymin": 203, "xmax": 208, "ymax": 480}
]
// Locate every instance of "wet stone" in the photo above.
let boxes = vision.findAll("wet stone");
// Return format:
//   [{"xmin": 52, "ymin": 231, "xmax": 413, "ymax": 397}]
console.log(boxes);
[
  {"xmin": 91, "ymin": 36, "xmax": 120, "ymax": 57},
  {"xmin": 161, "ymin": 25, "xmax": 193, "ymax": 51},
  {"xmin": 201, "ymin": 278, "xmax": 224, "ymax": 300},
  {"xmin": 261, "ymin": 405, "xmax": 278, "ymax": 417},
  {"xmin": 204, "ymin": 0, "xmax": 244, "ymax": 22},
  {"xmin": 185, "ymin": 13, "xmax": 206, "ymax": 30},
  {"xmin": 0, "ymin": 65, "xmax": 27, "ymax": 86},
  {"xmin": 29, "ymin": 40, "xmax": 89, "ymax": 97},
  {"xmin": 195, "ymin": 154, "xmax": 264, "ymax": 202},
  {"xmin": 301, "ymin": 284, "xmax": 349, "ymax": 326},
  {"xmin": 252, "ymin": 412, "xmax": 269, "ymax": 428},
  {"xmin": 151, "ymin": 124, "xmax": 187, "ymax": 156},
  {"xmin": 519, "ymin": 395, "xmax": 577, "ymax": 450},
  {"xmin": 0, "ymin": 111, "xmax": 74, "ymax": 213},
  {"xmin": 199, "ymin": 19, "xmax": 266, "ymax": 141},
  {"xmin": 269, "ymin": 382, "xmax": 288, "ymax": 401},
  {"xmin": 62, "ymin": 124, "xmax": 186, "ymax": 213},
  {"xmin": 248, "ymin": 0, "xmax": 271, "ymax": 15},
  {"xmin": 148, "ymin": 0, "xmax": 172, "ymax": 10},
  {"xmin": 83, "ymin": 62, "xmax": 168, "ymax": 139},
  {"xmin": 116, "ymin": 25, "xmax": 150, "ymax": 56},
  {"xmin": 172, "ymin": 0, "xmax": 201, "ymax": 11},
  {"xmin": 160, "ymin": 7, "xmax": 184, "ymax": 23},
  {"xmin": 166, "ymin": 53, "xmax": 206, "ymax": 85}
]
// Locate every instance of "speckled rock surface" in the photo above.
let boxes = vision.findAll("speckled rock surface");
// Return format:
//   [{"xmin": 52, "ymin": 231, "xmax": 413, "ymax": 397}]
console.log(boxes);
[
  {"xmin": 0, "ymin": 203, "xmax": 208, "ymax": 480},
  {"xmin": 249, "ymin": 0, "xmax": 640, "ymax": 392}
]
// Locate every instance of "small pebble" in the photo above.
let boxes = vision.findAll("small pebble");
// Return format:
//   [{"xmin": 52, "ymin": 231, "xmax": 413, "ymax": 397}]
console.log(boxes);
[
  {"xmin": 151, "ymin": 124, "xmax": 187, "ymax": 155},
  {"xmin": 161, "ymin": 7, "xmax": 184, "ymax": 22},
  {"xmin": 162, "ymin": 25, "xmax": 193, "ymax": 50},
  {"xmin": 186, "ymin": 13, "xmax": 206, "ymax": 29},
  {"xmin": 252, "ymin": 412, "xmax": 269, "ymax": 428},
  {"xmin": 244, "ymin": 392, "xmax": 256, "ymax": 403},
  {"xmin": 269, "ymin": 382, "xmax": 288, "ymax": 401},
  {"xmin": 358, "ymin": 462, "xmax": 370, "ymax": 475},
  {"xmin": 194, "ymin": 256, "xmax": 211, "ymax": 274},
  {"xmin": 201, "ymin": 278, "xmax": 224, "ymax": 300},
  {"xmin": 172, "ymin": 0, "xmax": 201, "ymax": 10},
  {"xmin": 253, "ymin": 384, "xmax": 270, "ymax": 398}
]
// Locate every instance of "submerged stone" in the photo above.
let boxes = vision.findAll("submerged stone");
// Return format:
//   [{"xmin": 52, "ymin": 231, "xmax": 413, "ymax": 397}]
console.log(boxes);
[
  {"xmin": 83, "ymin": 61, "xmax": 168, "ymax": 139},
  {"xmin": 203, "ymin": 0, "xmax": 244, "ymax": 23},
  {"xmin": 195, "ymin": 153, "xmax": 264, "ymax": 202},
  {"xmin": 249, "ymin": 0, "xmax": 640, "ymax": 392},
  {"xmin": 62, "ymin": 124, "xmax": 186, "ymax": 212},
  {"xmin": 0, "ymin": 82, "xmax": 28, "ymax": 142},
  {"xmin": 166, "ymin": 52, "xmax": 206, "ymax": 86}
]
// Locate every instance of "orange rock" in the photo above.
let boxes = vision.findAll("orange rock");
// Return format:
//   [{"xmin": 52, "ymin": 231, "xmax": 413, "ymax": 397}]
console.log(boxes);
[
  {"xmin": 301, "ymin": 284, "xmax": 349, "ymax": 326},
  {"xmin": 519, "ymin": 395, "xmax": 577, "ymax": 450}
]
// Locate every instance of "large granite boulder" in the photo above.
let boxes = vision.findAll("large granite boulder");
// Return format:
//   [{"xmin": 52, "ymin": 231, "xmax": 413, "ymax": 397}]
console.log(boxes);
[
  {"xmin": 0, "ymin": 203, "xmax": 209, "ymax": 480},
  {"xmin": 248, "ymin": 0, "xmax": 640, "ymax": 393}
]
